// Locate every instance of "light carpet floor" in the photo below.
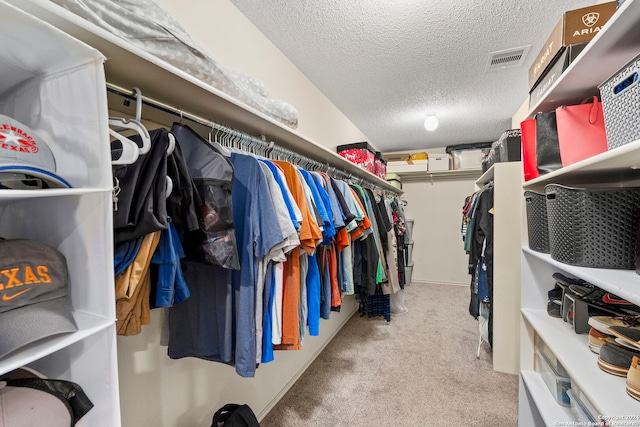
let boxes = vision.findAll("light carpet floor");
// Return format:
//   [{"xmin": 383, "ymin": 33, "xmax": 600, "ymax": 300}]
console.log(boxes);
[{"xmin": 261, "ymin": 282, "xmax": 518, "ymax": 427}]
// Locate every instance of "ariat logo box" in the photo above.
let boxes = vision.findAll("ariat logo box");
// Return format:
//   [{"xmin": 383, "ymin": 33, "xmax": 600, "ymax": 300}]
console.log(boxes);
[{"xmin": 528, "ymin": 2, "xmax": 617, "ymax": 89}]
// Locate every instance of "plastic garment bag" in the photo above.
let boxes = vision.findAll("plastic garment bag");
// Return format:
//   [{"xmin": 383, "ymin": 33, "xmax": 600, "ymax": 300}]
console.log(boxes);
[{"xmin": 171, "ymin": 123, "xmax": 240, "ymax": 270}]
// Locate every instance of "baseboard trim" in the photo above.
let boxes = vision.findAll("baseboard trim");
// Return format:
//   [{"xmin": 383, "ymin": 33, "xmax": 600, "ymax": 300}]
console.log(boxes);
[
  {"xmin": 257, "ymin": 303, "xmax": 359, "ymax": 421},
  {"xmin": 411, "ymin": 279, "xmax": 468, "ymax": 287}
]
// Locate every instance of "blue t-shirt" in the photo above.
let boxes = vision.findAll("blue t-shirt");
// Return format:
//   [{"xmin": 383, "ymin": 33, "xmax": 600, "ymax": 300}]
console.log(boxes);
[
  {"xmin": 230, "ymin": 153, "xmax": 284, "ymax": 377},
  {"xmin": 299, "ymin": 169, "xmax": 335, "ymax": 244}
]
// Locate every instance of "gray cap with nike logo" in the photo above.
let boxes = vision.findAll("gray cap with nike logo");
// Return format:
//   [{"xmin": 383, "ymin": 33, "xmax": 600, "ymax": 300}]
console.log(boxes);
[{"xmin": 0, "ymin": 239, "xmax": 77, "ymax": 359}]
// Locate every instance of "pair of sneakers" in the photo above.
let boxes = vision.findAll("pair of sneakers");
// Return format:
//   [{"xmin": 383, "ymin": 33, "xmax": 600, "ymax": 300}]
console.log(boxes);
[
  {"xmin": 598, "ymin": 344, "xmax": 640, "ymax": 401},
  {"xmin": 589, "ymin": 314, "xmax": 640, "ymax": 355},
  {"xmin": 592, "ymin": 315, "xmax": 640, "ymax": 401}
]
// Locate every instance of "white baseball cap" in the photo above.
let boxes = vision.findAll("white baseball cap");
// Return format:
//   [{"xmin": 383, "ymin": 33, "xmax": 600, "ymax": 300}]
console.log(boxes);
[{"xmin": 0, "ymin": 115, "xmax": 71, "ymax": 188}]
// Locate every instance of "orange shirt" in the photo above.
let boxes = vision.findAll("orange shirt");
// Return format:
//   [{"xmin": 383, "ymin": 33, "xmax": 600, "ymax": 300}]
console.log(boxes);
[
  {"xmin": 272, "ymin": 161, "xmax": 322, "ymax": 350},
  {"xmin": 328, "ymin": 243, "xmax": 341, "ymax": 308}
]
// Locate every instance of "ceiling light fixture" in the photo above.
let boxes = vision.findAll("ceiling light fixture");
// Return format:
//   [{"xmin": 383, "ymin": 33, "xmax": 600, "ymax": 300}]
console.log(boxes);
[{"xmin": 424, "ymin": 114, "xmax": 438, "ymax": 131}]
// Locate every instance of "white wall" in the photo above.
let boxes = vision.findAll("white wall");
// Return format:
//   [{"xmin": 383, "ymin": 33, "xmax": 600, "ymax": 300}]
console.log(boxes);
[
  {"xmin": 115, "ymin": 0, "xmax": 374, "ymax": 425},
  {"xmin": 401, "ymin": 178, "xmax": 476, "ymax": 286}
]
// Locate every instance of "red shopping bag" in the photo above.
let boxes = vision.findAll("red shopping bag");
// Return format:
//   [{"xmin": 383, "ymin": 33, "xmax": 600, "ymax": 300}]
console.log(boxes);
[
  {"xmin": 520, "ymin": 117, "xmax": 538, "ymax": 181},
  {"xmin": 555, "ymin": 96, "xmax": 608, "ymax": 167}
]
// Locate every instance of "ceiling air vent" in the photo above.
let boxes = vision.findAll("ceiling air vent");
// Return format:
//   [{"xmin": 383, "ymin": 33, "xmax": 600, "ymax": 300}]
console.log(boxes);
[{"xmin": 485, "ymin": 46, "xmax": 530, "ymax": 72}]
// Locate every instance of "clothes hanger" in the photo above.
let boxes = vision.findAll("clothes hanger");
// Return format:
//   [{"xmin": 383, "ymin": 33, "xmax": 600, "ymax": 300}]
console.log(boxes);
[
  {"xmin": 166, "ymin": 132, "xmax": 175, "ymax": 156},
  {"xmin": 165, "ymin": 176, "xmax": 173, "ymax": 199},
  {"xmin": 207, "ymin": 122, "xmax": 231, "ymax": 157},
  {"xmin": 108, "ymin": 87, "xmax": 151, "ymax": 155},
  {"xmin": 110, "ymin": 128, "xmax": 140, "ymax": 165}
]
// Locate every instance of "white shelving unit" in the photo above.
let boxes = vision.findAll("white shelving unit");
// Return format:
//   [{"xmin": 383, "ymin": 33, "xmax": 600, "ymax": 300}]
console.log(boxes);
[
  {"xmin": 475, "ymin": 162, "xmax": 522, "ymax": 375},
  {"xmin": 520, "ymin": 1, "xmax": 640, "ymax": 422},
  {"xmin": 390, "ymin": 168, "xmax": 483, "ymax": 183},
  {"xmin": 0, "ymin": 2, "xmax": 119, "ymax": 426}
]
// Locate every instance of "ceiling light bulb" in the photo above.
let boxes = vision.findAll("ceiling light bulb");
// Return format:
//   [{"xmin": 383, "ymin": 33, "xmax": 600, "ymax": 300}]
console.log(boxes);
[{"xmin": 424, "ymin": 115, "xmax": 438, "ymax": 131}]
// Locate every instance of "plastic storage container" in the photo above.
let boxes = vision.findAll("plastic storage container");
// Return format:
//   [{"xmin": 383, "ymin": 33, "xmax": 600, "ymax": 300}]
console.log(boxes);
[
  {"xmin": 535, "ymin": 337, "xmax": 568, "ymax": 377},
  {"xmin": 545, "ymin": 184, "xmax": 640, "ymax": 269},
  {"xmin": 428, "ymin": 154, "xmax": 450, "ymax": 171},
  {"xmin": 450, "ymin": 149, "xmax": 484, "ymax": 170},
  {"xmin": 524, "ymin": 190, "xmax": 550, "ymax": 253},
  {"xmin": 568, "ymin": 383, "xmax": 600, "ymax": 424},
  {"xmin": 405, "ymin": 261, "xmax": 414, "ymax": 285},
  {"xmin": 536, "ymin": 350, "xmax": 571, "ymax": 406},
  {"xmin": 406, "ymin": 241, "xmax": 414, "ymax": 262},
  {"xmin": 405, "ymin": 219, "xmax": 414, "ymax": 237},
  {"xmin": 599, "ymin": 52, "xmax": 640, "ymax": 150}
]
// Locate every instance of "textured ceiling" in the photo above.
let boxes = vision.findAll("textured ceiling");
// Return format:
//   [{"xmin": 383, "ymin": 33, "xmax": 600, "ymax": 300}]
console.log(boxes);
[{"xmin": 229, "ymin": 0, "xmax": 600, "ymax": 152}]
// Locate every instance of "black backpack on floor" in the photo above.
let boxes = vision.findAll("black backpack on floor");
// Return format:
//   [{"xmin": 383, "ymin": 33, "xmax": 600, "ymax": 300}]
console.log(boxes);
[{"xmin": 211, "ymin": 404, "xmax": 260, "ymax": 427}]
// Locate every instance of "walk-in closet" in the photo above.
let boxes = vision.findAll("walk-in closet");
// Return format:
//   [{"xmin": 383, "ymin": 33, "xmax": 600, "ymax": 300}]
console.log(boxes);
[{"xmin": 1, "ymin": 0, "xmax": 640, "ymax": 426}]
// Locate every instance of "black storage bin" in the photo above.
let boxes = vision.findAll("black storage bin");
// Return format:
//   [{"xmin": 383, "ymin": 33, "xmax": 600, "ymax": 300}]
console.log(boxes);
[
  {"xmin": 524, "ymin": 191, "xmax": 550, "ymax": 253},
  {"xmin": 497, "ymin": 129, "xmax": 522, "ymax": 162},
  {"xmin": 481, "ymin": 157, "xmax": 489, "ymax": 173},
  {"xmin": 545, "ymin": 184, "xmax": 640, "ymax": 269}
]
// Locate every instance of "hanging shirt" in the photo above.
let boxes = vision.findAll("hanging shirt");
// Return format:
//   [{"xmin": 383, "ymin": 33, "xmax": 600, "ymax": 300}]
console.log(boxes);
[
  {"xmin": 271, "ymin": 262, "xmax": 284, "ymax": 346},
  {"xmin": 150, "ymin": 222, "xmax": 189, "ymax": 308},
  {"xmin": 229, "ymin": 153, "xmax": 284, "ymax": 376},
  {"xmin": 256, "ymin": 162, "xmax": 299, "ymax": 363},
  {"xmin": 334, "ymin": 180, "xmax": 360, "ymax": 232},
  {"xmin": 262, "ymin": 263, "xmax": 275, "ymax": 364},
  {"xmin": 297, "ymin": 169, "xmax": 323, "ymax": 247},
  {"xmin": 272, "ymin": 161, "xmax": 322, "ymax": 351},
  {"xmin": 314, "ymin": 172, "xmax": 345, "ymax": 230},
  {"xmin": 168, "ymin": 260, "xmax": 233, "ymax": 365},
  {"xmin": 259, "ymin": 159, "xmax": 301, "ymax": 231},
  {"xmin": 302, "ymin": 171, "xmax": 335, "ymax": 243}
]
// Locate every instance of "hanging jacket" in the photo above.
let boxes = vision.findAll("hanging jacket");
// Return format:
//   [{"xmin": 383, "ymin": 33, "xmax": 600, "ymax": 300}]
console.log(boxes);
[{"xmin": 112, "ymin": 128, "xmax": 170, "ymax": 244}]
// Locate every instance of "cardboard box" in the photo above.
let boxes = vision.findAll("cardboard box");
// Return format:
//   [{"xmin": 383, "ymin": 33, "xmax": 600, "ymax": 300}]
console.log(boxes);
[
  {"xmin": 528, "ymin": 2, "xmax": 617, "ymax": 89},
  {"xmin": 336, "ymin": 142, "xmax": 376, "ymax": 174},
  {"xmin": 386, "ymin": 172, "xmax": 402, "ymax": 189},
  {"xmin": 529, "ymin": 43, "xmax": 587, "ymax": 109}
]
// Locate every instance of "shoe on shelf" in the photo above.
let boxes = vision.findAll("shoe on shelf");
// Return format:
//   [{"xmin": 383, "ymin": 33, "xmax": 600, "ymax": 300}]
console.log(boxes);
[
  {"xmin": 553, "ymin": 273, "xmax": 640, "ymax": 313},
  {"xmin": 627, "ymin": 356, "xmax": 640, "ymax": 401},
  {"xmin": 603, "ymin": 294, "xmax": 635, "ymax": 306},
  {"xmin": 552, "ymin": 272, "xmax": 590, "ymax": 288},
  {"xmin": 597, "ymin": 341, "xmax": 640, "ymax": 377},
  {"xmin": 588, "ymin": 327, "xmax": 616, "ymax": 354},
  {"xmin": 607, "ymin": 326, "xmax": 640, "ymax": 351},
  {"xmin": 589, "ymin": 315, "xmax": 640, "ymax": 335},
  {"xmin": 547, "ymin": 284, "xmax": 563, "ymax": 318}
]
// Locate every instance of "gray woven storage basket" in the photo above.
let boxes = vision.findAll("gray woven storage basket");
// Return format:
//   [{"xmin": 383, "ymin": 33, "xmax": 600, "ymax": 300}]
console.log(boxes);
[
  {"xmin": 599, "ymin": 52, "xmax": 640, "ymax": 150},
  {"xmin": 545, "ymin": 184, "xmax": 640, "ymax": 269},
  {"xmin": 524, "ymin": 191, "xmax": 550, "ymax": 253}
]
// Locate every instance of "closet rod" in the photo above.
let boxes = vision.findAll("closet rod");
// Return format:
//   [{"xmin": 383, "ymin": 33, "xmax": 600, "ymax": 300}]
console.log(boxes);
[{"xmin": 106, "ymin": 83, "xmax": 395, "ymax": 195}]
